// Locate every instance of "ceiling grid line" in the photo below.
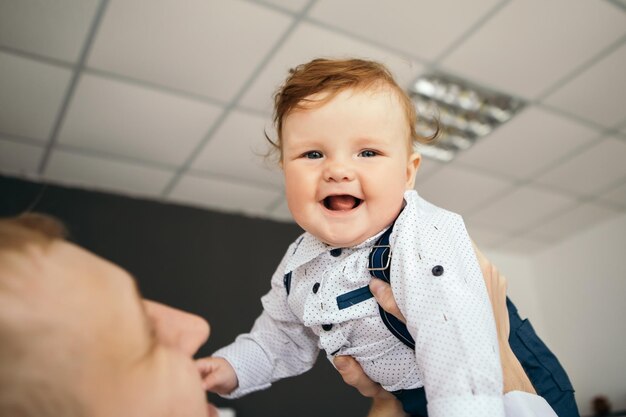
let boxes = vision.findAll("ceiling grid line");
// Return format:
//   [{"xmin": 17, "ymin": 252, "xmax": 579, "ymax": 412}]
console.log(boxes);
[
  {"xmin": 303, "ymin": 16, "xmax": 428, "ymax": 64},
  {"xmin": 595, "ymin": 176, "xmax": 626, "ymax": 205},
  {"xmin": 525, "ymin": 134, "xmax": 623, "ymax": 192},
  {"xmin": 241, "ymin": 0, "xmax": 300, "ymax": 16},
  {"xmin": 0, "ymin": 45, "xmax": 73, "ymax": 70},
  {"xmin": 527, "ymin": 180, "xmax": 604, "ymax": 204},
  {"xmin": 606, "ymin": 0, "xmax": 626, "ymax": 12},
  {"xmin": 463, "ymin": 129, "xmax": 607, "ymax": 192},
  {"xmin": 462, "ymin": 153, "xmax": 615, "ymax": 221},
  {"xmin": 503, "ymin": 194, "xmax": 612, "ymax": 246},
  {"xmin": 160, "ymin": 0, "xmax": 319, "ymax": 198},
  {"xmin": 35, "ymin": 0, "xmax": 110, "ymax": 175},
  {"xmin": 0, "ymin": 131, "xmax": 47, "ymax": 148},
  {"xmin": 185, "ymin": 169, "xmax": 283, "ymax": 193},
  {"xmin": 464, "ymin": 181, "xmax": 525, "ymax": 217},
  {"xmin": 54, "ymin": 143, "xmax": 178, "ymax": 172},
  {"xmin": 1, "ymin": 0, "xmax": 625, "ymax": 250},
  {"xmin": 535, "ymin": 33, "xmax": 626, "ymax": 103},
  {"xmin": 615, "ymin": 116, "xmax": 626, "ymax": 133},
  {"xmin": 430, "ymin": 0, "xmax": 512, "ymax": 66},
  {"xmin": 535, "ymin": 102, "xmax": 610, "ymax": 133},
  {"xmin": 84, "ymin": 67, "xmax": 230, "ymax": 109}
]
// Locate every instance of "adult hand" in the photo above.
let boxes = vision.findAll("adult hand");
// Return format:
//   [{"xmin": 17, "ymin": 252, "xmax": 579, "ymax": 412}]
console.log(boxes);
[
  {"xmin": 331, "ymin": 275, "xmax": 416, "ymax": 417},
  {"xmin": 333, "ymin": 355, "xmax": 407, "ymax": 417},
  {"xmin": 471, "ymin": 242, "xmax": 535, "ymax": 394},
  {"xmin": 471, "ymin": 241, "xmax": 510, "ymax": 346}
]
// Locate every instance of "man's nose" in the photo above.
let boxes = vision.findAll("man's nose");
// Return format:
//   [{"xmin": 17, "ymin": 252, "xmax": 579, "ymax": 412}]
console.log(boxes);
[
  {"xmin": 144, "ymin": 300, "xmax": 210, "ymax": 356},
  {"xmin": 323, "ymin": 159, "xmax": 355, "ymax": 182}
]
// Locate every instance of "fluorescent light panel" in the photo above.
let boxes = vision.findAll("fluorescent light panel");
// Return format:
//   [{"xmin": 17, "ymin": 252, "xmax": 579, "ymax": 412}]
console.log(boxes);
[{"xmin": 409, "ymin": 73, "xmax": 526, "ymax": 162}]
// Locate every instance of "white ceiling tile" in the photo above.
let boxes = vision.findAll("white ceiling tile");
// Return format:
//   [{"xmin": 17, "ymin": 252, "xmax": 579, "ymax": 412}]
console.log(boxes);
[
  {"xmin": 169, "ymin": 174, "xmax": 282, "ymax": 217},
  {"xmin": 0, "ymin": 138, "xmax": 44, "ymax": 177},
  {"xmin": 0, "ymin": 52, "xmax": 72, "ymax": 141},
  {"xmin": 44, "ymin": 150, "xmax": 174, "ymax": 197},
  {"xmin": 464, "ymin": 222, "xmax": 510, "ymax": 247},
  {"xmin": 0, "ymin": 0, "xmax": 99, "ymax": 62},
  {"xmin": 87, "ymin": 0, "xmax": 292, "ymax": 102},
  {"xmin": 415, "ymin": 165, "xmax": 513, "ymax": 215},
  {"xmin": 535, "ymin": 137, "xmax": 626, "ymax": 197},
  {"xmin": 308, "ymin": 0, "xmax": 500, "ymax": 60},
  {"xmin": 239, "ymin": 22, "xmax": 425, "ymax": 113},
  {"xmin": 544, "ymin": 44, "xmax": 626, "ymax": 128},
  {"xmin": 598, "ymin": 181, "xmax": 626, "ymax": 208},
  {"xmin": 191, "ymin": 110, "xmax": 283, "ymax": 187},
  {"xmin": 525, "ymin": 202, "xmax": 621, "ymax": 243},
  {"xmin": 455, "ymin": 106, "xmax": 599, "ymax": 179},
  {"xmin": 260, "ymin": 0, "xmax": 309, "ymax": 13},
  {"xmin": 441, "ymin": 0, "xmax": 626, "ymax": 99},
  {"xmin": 496, "ymin": 236, "xmax": 551, "ymax": 255},
  {"xmin": 468, "ymin": 185, "xmax": 576, "ymax": 234},
  {"xmin": 58, "ymin": 74, "xmax": 221, "ymax": 165}
]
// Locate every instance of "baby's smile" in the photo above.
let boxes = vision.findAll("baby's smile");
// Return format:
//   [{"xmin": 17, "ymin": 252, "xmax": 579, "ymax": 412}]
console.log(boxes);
[{"xmin": 322, "ymin": 194, "xmax": 363, "ymax": 211}]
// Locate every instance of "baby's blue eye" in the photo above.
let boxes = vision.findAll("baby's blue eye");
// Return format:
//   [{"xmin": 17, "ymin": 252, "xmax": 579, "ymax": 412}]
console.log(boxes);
[
  {"xmin": 304, "ymin": 151, "xmax": 323, "ymax": 159},
  {"xmin": 359, "ymin": 150, "xmax": 378, "ymax": 158}
]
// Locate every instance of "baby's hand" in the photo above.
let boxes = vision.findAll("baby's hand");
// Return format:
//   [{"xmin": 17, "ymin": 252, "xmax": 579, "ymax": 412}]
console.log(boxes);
[{"xmin": 195, "ymin": 356, "xmax": 238, "ymax": 395}]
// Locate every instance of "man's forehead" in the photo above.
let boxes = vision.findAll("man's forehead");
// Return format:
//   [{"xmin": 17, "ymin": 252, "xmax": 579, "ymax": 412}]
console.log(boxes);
[{"xmin": 2, "ymin": 240, "xmax": 142, "ymax": 316}]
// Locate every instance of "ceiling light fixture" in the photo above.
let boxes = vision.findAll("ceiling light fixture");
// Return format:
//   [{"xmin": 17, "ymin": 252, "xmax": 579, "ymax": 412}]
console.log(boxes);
[{"xmin": 409, "ymin": 73, "xmax": 526, "ymax": 162}]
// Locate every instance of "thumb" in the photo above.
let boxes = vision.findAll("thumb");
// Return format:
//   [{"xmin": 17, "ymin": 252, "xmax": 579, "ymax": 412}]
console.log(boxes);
[
  {"xmin": 333, "ymin": 355, "xmax": 350, "ymax": 371},
  {"xmin": 369, "ymin": 279, "xmax": 405, "ymax": 323}
]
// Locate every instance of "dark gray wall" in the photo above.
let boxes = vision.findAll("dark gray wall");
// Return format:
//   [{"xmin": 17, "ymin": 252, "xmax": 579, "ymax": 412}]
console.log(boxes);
[{"xmin": 0, "ymin": 174, "xmax": 370, "ymax": 417}]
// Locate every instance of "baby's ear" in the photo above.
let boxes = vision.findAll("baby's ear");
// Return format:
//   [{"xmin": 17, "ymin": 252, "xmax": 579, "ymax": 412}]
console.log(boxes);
[{"xmin": 405, "ymin": 152, "xmax": 421, "ymax": 189}]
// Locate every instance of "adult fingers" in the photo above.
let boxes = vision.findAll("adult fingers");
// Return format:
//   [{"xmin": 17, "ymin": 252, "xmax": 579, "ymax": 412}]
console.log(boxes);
[
  {"xmin": 369, "ymin": 279, "xmax": 406, "ymax": 323},
  {"xmin": 334, "ymin": 356, "xmax": 393, "ymax": 400}
]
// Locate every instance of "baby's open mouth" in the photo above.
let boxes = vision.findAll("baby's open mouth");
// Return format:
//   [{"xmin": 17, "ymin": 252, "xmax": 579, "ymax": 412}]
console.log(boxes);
[{"xmin": 323, "ymin": 195, "xmax": 363, "ymax": 211}]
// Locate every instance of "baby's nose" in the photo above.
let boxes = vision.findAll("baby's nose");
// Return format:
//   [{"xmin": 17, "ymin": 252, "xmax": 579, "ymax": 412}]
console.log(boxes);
[{"xmin": 324, "ymin": 162, "xmax": 355, "ymax": 182}]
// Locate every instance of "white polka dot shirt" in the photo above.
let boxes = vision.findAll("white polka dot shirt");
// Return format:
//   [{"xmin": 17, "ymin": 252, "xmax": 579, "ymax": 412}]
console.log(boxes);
[{"xmin": 214, "ymin": 191, "xmax": 547, "ymax": 417}]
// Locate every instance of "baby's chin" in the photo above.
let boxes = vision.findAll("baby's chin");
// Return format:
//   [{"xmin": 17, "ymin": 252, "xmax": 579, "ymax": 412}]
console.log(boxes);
[{"xmin": 319, "ymin": 234, "xmax": 369, "ymax": 248}]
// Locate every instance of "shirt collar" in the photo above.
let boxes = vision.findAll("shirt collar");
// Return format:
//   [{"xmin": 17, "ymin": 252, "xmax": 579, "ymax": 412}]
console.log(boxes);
[{"xmin": 284, "ymin": 227, "xmax": 391, "ymax": 273}]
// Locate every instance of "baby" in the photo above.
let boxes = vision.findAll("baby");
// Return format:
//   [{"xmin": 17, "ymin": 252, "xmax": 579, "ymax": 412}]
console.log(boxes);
[{"xmin": 198, "ymin": 58, "xmax": 505, "ymax": 417}]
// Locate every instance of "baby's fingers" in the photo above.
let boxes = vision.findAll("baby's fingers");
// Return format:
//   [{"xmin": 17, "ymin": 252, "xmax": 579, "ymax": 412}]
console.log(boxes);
[
  {"xmin": 195, "ymin": 358, "xmax": 215, "ymax": 377},
  {"xmin": 195, "ymin": 358, "xmax": 220, "ymax": 390},
  {"xmin": 195, "ymin": 357, "xmax": 238, "ymax": 394}
]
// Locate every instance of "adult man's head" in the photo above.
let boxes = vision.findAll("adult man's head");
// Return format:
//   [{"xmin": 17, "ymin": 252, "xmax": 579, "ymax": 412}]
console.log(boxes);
[{"xmin": 0, "ymin": 214, "xmax": 215, "ymax": 417}]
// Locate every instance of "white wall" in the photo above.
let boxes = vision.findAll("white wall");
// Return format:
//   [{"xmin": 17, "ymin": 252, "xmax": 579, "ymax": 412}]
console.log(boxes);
[
  {"xmin": 484, "ymin": 250, "xmax": 547, "ymax": 336},
  {"xmin": 531, "ymin": 212, "xmax": 626, "ymax": 416},
  {"xmin": 486, "ymin": 213, "xmax": 626, "ymax": 416},
  {"xmin": 485, "ymin": 215, "xmax": 626, "ymax": 415}
]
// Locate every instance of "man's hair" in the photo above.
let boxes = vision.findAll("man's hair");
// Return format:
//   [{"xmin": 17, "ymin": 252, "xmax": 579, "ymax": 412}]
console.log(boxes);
[
  {"xmin": 0, "ymin": 214, "xmax": 84, "ymax": 417},
  {"xmin": 0, "ymin": 213, "xmax": 66, "ymax": 250},
  {"xmin": 266, "ymin": 57, "xmax": 438, "ymax": 161}
]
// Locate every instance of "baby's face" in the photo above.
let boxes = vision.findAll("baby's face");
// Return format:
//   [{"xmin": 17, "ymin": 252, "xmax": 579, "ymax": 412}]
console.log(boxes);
[{"xmin": 281, "ymin": 87, "xmax": 420, "ymax": 247}]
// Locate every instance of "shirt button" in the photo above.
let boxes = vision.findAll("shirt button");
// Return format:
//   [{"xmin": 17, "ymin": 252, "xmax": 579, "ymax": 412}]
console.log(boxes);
[
  {"xmin": 329, "ymin": 248, "xmax": 342, "ymax": 257},
  {"xmin": 312, "ymin": 282, "xmax": 320, "ymax": 293},
  {"xmin": 322, "ymin": 324, "xmax": 333, "ymax": 331},
  {"xmin": 432, "ymin": 265, "xmax": 444, "ymax": 276}
]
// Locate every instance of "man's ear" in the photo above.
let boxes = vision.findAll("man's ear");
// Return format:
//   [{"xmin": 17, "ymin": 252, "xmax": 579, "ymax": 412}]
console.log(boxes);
[{"xmin": 405, "ymin": 152, "xmax": 421, "ymax": 189}]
